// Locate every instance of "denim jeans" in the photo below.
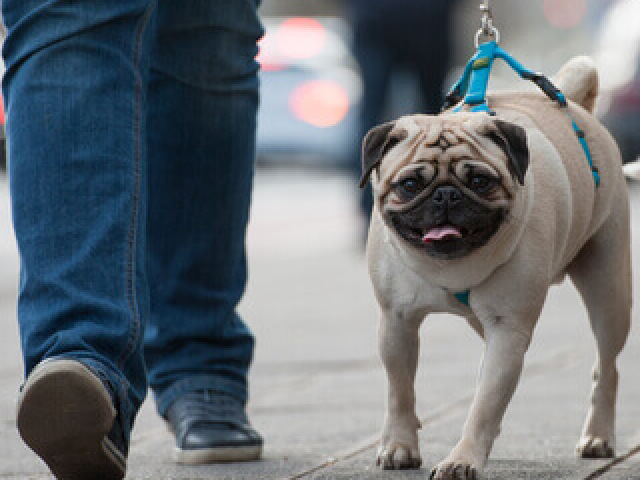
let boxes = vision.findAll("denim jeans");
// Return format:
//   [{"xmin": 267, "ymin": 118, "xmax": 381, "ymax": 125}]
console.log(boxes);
[{"xmin": 2, "ymin": 0, "xmax": 263, "ymax": 443}]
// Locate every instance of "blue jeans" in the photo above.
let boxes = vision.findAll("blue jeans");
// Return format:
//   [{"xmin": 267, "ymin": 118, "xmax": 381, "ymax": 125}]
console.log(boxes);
[{"xmin": 2, "ymin": 0, "xmax": 263, "ymax": 443}]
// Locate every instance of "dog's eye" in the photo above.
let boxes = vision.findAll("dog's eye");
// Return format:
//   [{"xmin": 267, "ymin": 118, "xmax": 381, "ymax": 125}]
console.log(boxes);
[
  {"xmin": 469, "ymin": 174, "xmax": 496, "ymax": 194},
  {"xmin": 393, "ymin": 177, "xmax": 424, "ymax": 201}
]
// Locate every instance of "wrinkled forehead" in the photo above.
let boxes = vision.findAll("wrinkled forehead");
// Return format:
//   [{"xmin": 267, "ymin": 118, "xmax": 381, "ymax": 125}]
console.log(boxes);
[
  {"xmin": 379, "ymin": 113, "xmax": 510, "ymax": 184},
  {"xmin": 394, "ymin": 111, "xmax": 494, "ymax": 136}
]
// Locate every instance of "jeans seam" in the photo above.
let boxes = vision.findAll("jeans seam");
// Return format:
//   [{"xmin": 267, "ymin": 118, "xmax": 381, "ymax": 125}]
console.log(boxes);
[{"xmin": 117, "ymin": 0, "xmax": 156, "ymax": 370}]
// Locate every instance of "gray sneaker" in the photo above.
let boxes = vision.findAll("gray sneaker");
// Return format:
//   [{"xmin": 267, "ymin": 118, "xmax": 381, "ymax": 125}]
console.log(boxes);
[{"xmin": 16, "ymin": 358, "xmax": 127, "ymax": 480}]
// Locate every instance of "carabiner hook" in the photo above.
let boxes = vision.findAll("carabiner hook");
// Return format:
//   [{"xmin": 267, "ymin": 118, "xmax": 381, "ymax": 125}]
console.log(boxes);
[{"xmin": 475, "ymin": 0, "xmax": 500, "ymax": 46}]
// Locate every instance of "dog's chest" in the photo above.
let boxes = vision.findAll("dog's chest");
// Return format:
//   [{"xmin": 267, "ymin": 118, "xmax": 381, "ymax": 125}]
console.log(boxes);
[{"xmin": 371, "ymin": 249, "xmax": 473, "ymax": 316}]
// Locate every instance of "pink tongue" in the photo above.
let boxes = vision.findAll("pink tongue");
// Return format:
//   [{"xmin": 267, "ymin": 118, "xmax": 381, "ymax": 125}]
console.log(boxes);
[{"xmin": 422, "ymin": 226, "xmax": 462, "ymax": 243}]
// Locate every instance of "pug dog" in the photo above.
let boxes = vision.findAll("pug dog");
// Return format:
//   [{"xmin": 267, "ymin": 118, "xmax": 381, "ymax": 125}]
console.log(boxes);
[{"xmin": 361, "ymin": 57, "xmax": 631, "ymax": 480}]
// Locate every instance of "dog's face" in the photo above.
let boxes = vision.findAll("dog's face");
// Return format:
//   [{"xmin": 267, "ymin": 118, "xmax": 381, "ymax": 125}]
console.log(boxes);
[{"xmin": 361, "ymin": 114, "xmax": 529, "ymax": 259}]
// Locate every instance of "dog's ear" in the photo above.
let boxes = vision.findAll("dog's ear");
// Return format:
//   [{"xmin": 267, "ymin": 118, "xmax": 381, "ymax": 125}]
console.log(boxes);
[
  {"xmin": 359, "ymin": 122, "xmax": 394, "ymax": 188},
  {"xmin": 488, "ymin": 119, "xmax": 529, "ymax": 186}
]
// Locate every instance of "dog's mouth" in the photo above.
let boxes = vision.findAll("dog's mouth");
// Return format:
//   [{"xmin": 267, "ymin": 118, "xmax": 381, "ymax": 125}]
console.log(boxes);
[
  {"xmin": 391, "ymin": 215, "xmax": 504, "ymax": 259},
  {"xmin": 421, "ymin": 225, "xmax": 464, "ymax": 243}
]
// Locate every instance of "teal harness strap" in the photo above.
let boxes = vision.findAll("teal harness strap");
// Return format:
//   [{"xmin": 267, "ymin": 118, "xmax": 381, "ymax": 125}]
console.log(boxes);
[
  {"xmin": 453, "ymin": 290, "xmax": 471, "ymax": 307},
  {"xmin": 443, "ymin": 41, "xmax": 600, "ymax": 188},
  {"xmin": 444, "ymin": 41, "xmax": 601, "ymax": 307},
  {"xmin": 567, "ymin": 114, "xmax": 601, "ymax": 187}
]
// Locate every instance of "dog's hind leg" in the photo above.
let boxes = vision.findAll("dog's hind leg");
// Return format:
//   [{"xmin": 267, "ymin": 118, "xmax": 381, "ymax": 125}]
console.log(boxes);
[
  {"xmin": 568, "ymin": 212, "xmax": 632, "ymax": 459},
  {"xmin": 376, "ymin": 309, "xmax": 423, "ymax": 470}
]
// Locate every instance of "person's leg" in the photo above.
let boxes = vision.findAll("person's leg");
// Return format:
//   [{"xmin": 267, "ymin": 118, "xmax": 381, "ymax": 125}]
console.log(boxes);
[
  {"xmin": 144, "ymin": 0, "xmax": 263, "ymax": 461},
  {"xmin": 3, "ymin": 0, "xmax": 157, "ymax": 473},
  {"xmin": 351, "ymin": 17, "xmax": 392, "ymax": 222},
  {"xmin": 414, "ymin": 37, "xmax": 450, "ymax": 115},
  {"xmin": 413, "ymin": 5, "xmax": 455, "ymax": 115}
]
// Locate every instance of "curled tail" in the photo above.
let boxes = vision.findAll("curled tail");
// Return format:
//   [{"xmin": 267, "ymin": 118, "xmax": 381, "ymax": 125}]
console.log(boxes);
[{"xmin": 552, "ymin": 56, "xmax": 599, "ymax": 113}]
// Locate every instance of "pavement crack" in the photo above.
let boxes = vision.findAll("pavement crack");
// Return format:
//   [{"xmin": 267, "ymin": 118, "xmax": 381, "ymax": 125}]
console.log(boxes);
[{"xmin": 583, "ymin": 444, "xmax": 640, "ymax": 479}]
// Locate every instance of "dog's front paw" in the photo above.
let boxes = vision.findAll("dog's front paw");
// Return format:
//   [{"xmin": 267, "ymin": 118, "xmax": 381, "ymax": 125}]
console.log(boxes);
[
  {"xmin": 430, "ymin": 448, "xmax": 484, "ymax": 480},
  {"xmin": 376, "ymin": 442, "xmax": 421, "ymax": 470},
  {"xmin": 576, "ymin": 435, "xmax": 615, "ymax": 458},
  {"xmin": 429, "ymin": 461, "xmax": 482, "ymax": 480}
]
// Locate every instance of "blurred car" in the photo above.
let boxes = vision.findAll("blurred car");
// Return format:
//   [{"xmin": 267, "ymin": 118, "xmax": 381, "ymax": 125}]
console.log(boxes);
[
  {"xmin": 255, "ymin": 16, "xmax": 362, "ymax": 167},
  {"xmin": 593, "ymin": 0, "xmax": 640, "ymax": 164}
]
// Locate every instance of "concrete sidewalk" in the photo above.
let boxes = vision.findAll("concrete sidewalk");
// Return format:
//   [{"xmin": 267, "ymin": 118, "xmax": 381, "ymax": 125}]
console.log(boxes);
[{"xmin": 1, "ymin": 170, "xmax": 639, "ymax": 479}]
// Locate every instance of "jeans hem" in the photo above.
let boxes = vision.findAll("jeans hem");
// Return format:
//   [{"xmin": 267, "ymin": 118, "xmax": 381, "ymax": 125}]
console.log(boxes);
[{"xmin": 154, "ymin": 374, "xmax": 248, "ymax": 417}]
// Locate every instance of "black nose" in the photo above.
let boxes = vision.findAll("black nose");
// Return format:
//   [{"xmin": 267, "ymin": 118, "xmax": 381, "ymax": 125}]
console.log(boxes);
[{"xmin": 432, "ymin": 185, "xmax": 462, "ymax": 207}]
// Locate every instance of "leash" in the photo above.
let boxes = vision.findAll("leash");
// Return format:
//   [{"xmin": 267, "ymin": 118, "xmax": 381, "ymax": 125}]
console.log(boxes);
[{"xmin": 444, "ymin": 1, "xmax": 599, "ymax": 308}]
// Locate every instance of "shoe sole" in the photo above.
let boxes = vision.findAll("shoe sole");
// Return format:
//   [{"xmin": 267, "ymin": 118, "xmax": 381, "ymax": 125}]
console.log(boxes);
[
  {"xmin": 173, "ymin": 444, "xmax": 263, "ymax": 465},
  {"xmin": 16, "ymin": 359, "xmax": 126, "ymax": 480}
]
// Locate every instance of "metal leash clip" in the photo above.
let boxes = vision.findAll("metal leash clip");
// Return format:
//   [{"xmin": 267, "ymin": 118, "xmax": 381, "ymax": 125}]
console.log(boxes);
[{"xmin": 475, "ymin": 0, "xmax": 500, "ymax": 47}]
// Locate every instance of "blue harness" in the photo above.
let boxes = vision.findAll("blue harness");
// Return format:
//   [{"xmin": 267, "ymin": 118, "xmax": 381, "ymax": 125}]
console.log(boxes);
[{"xmin": 444, "ymin": 41, "xmax": 600, "ymax": 307}]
